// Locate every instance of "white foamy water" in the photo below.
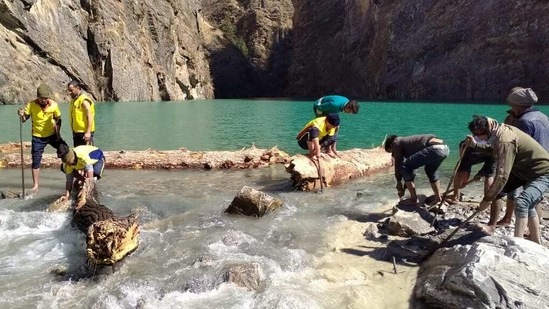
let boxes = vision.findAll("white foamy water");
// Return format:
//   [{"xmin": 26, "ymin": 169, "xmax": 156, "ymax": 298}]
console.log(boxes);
[{"xmin": 0, "ymin": 165, "xmax": 442, "ymax": 309}]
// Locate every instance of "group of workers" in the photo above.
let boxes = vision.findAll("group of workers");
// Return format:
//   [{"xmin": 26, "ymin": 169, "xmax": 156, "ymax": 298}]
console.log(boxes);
[
  {"xmin": 18, "ymin": 84, "xmax": 549, "ymax": 243},
  {"xmin": 297, "ymin": 88, "xmax": 549, "ymax": 244},
  {"xmin": 17, "ymin": 82, "xmax": 104, "ymax": 201}
]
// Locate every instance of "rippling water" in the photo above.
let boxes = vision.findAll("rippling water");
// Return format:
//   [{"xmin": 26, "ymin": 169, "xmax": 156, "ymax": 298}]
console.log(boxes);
[{"xmin": 0, "ymin": 166, "xmax": 419, "ymax": 309}]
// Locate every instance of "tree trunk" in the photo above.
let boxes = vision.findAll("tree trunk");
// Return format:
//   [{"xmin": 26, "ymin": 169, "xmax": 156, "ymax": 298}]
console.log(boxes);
[
  {"xmin": 73, "ymin": 179, "xmax": 140, "ymax": 266},
  {"xmin": 285, "ymin": 148, "xmax": 392, "ymax": 191},
  {"xmin": 0, "ymin": 145, "xmax": 290, "ymax": 170}
]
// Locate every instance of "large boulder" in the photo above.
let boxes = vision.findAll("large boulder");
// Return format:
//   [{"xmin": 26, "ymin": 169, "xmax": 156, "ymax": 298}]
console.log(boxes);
[
  {"xmin": 225, "ymin": 186, "xmax": 283, "ymax": 217},
  {"xmin": 415, "ymin": 236, "xmax": 549, "ymax": 308},
  {"xmin": 383, "ymin": 207, "xmax": 435, "ymax": 237}
]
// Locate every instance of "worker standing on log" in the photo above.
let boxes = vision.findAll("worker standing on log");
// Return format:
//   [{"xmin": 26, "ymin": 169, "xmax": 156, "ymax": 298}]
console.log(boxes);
[
  {"xmin": 56, "ymin": 144, "xmax": 105, "ymax": 201},
  {"xmin": 296, "ymin": 113, "xmax": 340, "ymax": 159},
  {"xmin": 313, "ymin": 95, "xmax": 359, "ymax": 117}
]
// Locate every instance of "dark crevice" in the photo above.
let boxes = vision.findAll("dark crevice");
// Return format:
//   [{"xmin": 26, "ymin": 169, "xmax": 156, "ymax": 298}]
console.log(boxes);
[
  {"xmin": 156, "ymin": 72, "xmax": 171, "ymax": 101},
  {"xmin": 20, "ymin": 0, "xmax": 34, "ymax": 11},
  {"xmin": 176, "ymin": 78, "xmax": 192, "ymax": 100},
  {"xmin": 104, "ymin": 49, "xmax": 117, "ymax": 101},
  {"xmin": 147, "ymin": 11, "xmax": 159, "ymax": 44},
  {"xmin": 80, "ymin": 0, "xmax": 91, "ymax": 15},
  {"xmin": 86, "ymin": 28, "xmax": 105, "ymax": 99},
  {"xmin": 0, "ymin": 3, "xmax": 25, "ymax": 31}
]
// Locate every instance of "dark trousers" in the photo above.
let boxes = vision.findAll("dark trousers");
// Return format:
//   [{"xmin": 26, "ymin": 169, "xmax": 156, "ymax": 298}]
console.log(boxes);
[
  {"xmin": 31, "ymin": 135, "xmax": 67, "ymax": 169},
  {"xmin": 297, "ymin": 133, "xmax": 338, "ymax": 150},
  {"xmin": 73, "ymin": 132, "xmax": 94, "ymax": 147}
]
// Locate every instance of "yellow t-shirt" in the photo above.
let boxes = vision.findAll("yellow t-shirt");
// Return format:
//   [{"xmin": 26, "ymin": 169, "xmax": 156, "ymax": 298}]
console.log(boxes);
[
  {"xmin": 296, "ymin": 116, "xmax": 337, "ymax": 140},
  {"xmin": 62, "ymin": 145, "xmax": 103, "ymax": 174},
  {"xmin": 70, "ymin": 92, "xmax": 95, "ymax": 133},
  {"xmin": 23, "ymin": 100, "xmax": 61, "ymax": 137}
]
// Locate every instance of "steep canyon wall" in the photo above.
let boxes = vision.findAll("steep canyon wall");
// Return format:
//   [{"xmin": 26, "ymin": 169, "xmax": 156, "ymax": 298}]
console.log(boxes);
[
  {"xmin": 289, "ymin": 0, "xmax": 549, "ymax": 101},
  {"xmin": 0, "ymin": 0, "xmax": 213, "ymax": 103},
  {"xmin": 2, "ymin": 0, "xmax": 548, "ymax": 102}
]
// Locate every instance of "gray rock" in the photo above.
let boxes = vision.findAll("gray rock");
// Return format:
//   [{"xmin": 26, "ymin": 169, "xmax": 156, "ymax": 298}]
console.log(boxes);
[
  {"xmin": 289, "ymin": 0, "xmax": 549, "ymax": 101},
  {"xmin": 384, "ymin": 208, "xmax": 435, "ymax": 237},
  {"xmin": 416, "ymin": 236, "xmax": 549, "ymax": 308},
  {"xmin": 362, "ymin": 222, "xmax": 380, "ymax": 239},
  {"xmin": 221, "ymin": 263, "xmax": 260, "ymax": 291},
  {"xmin": 225, "ymin": 186, "xmax": 283, "ymax": 217}
]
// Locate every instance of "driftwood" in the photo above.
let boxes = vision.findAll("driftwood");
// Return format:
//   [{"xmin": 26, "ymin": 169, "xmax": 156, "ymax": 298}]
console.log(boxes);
[
  {"xmin": 0, "ymin": 144, "xmax": 290, "ymax": 170},
  {"xmin": 285, "ymin": 148, "xmax": 392, "ymax": 191},
  {"xmin": 74, "ymin": 179, "xmax": 139, "ymax": 266},
  {"xmin": 0, "ymin": 141, "xmax": 31, "ymax": 153}
]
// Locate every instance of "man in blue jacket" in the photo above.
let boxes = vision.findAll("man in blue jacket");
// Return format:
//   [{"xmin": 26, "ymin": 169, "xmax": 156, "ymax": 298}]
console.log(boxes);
[{"xmin": 313, "ymin": 95, "xmax": 359, "ymax": 117}]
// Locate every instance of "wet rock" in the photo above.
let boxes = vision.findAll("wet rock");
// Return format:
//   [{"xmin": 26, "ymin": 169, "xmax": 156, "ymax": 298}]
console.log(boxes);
[
  {"xmin": 183, "ymin": 261, "xmax": 260, "ymax": 293},
  {"xmin": 362, "ymin": 222, "xmax": 380, "ymax": 240},
  {"xmin": 386, "ymin": 237, "xmax": 432, "ymax": 263},
  {"xmin": 50, "ymin": 266, "xmax": 68, "ymax": 277},
  {"xmin": 416, "ymin": 236, "xmax": 549, "ymax": 309},
  {"xmin": 182, "ymin": 276, "xmax": 217, "ymax": 294},
  {"xmin": 0, "ymin": 191, "xmax": 19, "ymax": 199},
  {"xmin": 225, "ymin": 186, "xmax": 283, "ymax": 217},
  {"xmin": 221, "ymin": 263, "xmax": 260, "ymax": 291},
  {"xmin": 384, "ymin": 208, "xmax": 435, "ymax": 237},
  {"xmin": 192, "ymin": 256, "xmax": 215, "ymax": 268}
]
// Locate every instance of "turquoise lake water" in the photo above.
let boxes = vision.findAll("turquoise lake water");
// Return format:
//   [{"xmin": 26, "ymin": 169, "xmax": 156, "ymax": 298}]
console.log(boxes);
[{"xmin": 2, "ymin": 99, "xmax": 543, "ymax": 161}]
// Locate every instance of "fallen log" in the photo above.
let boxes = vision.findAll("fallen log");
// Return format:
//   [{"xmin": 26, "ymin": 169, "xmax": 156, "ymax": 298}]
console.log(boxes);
[
  {"xmin": 74, "ymin": 179, "xmax": 139, "ymax": 266},
  {"xmin": 0, "ymin": 144, "xmax": 290, "ymax": 170},
  {"xmin": 285, "ymin": 148, "xmax": 392, "ymax": 191}
]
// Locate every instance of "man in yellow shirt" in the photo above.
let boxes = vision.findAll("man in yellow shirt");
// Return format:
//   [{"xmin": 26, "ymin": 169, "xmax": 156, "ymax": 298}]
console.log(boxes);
[
  {"xmin": 57, "ymin": 144, "xmax": 105, "ymax": 201},
  {"xmin": 67, "ymin": 80, "xmax": 95, "ymax": 146},
  {"xmin": 17, "ymin": 84, "xmax": 66, "ymax": 191},
  {"xmin": 296, "ymin": 113, "xmax": 340, "ymax": 159}
]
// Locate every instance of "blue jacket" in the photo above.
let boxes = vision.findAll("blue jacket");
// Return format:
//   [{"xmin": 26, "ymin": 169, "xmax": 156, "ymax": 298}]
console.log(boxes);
[
  {"xmin": 505, "ymin": 108, "xmax": 549, "ymax": 152},
  {"xmin": 313, "ymin": 95, "xmax": 349, "ymax": 116}
]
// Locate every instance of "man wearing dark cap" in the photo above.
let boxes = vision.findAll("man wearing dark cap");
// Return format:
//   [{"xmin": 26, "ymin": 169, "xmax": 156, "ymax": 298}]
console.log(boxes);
[
  {"xmin": 17, "ymin": 83, "xmax": 66, "ymax": 191},
  {"xmin": 57, "ymin": 143, "xmax": 105, "ymax": 201},
  {"xmin": 384, "ymin": 134, "xmax": 449, "ymax": 206},
  {"xmin": 491, "ymin": 87, "xmax": 549, "ymax": 229},
  {"xmin": 296, "ymin": 113, "xmax": 340, "ymax": 159}
]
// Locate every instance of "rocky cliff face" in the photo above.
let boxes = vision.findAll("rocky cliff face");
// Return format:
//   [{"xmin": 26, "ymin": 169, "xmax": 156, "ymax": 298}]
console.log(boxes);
[
  {"xmin": 0, "ymin": 0, "xmax": 213, "ymax": 104},
  {"xmin": 3, "ymin": 0, "xmax": 548, "ymax": 103},
  {"xmin": 200, "ymin": 0, "xmax": 293, "ymax": 98},
  {"xmin": 289, "ymin": 0, "xmax": 549, "ymax": 101}
]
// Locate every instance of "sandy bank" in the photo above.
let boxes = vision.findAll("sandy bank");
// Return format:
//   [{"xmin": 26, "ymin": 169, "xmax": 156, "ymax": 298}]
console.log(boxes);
[{"xmin": 313, "ymin": 204, "xmax": 418, "ymax": 309}]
